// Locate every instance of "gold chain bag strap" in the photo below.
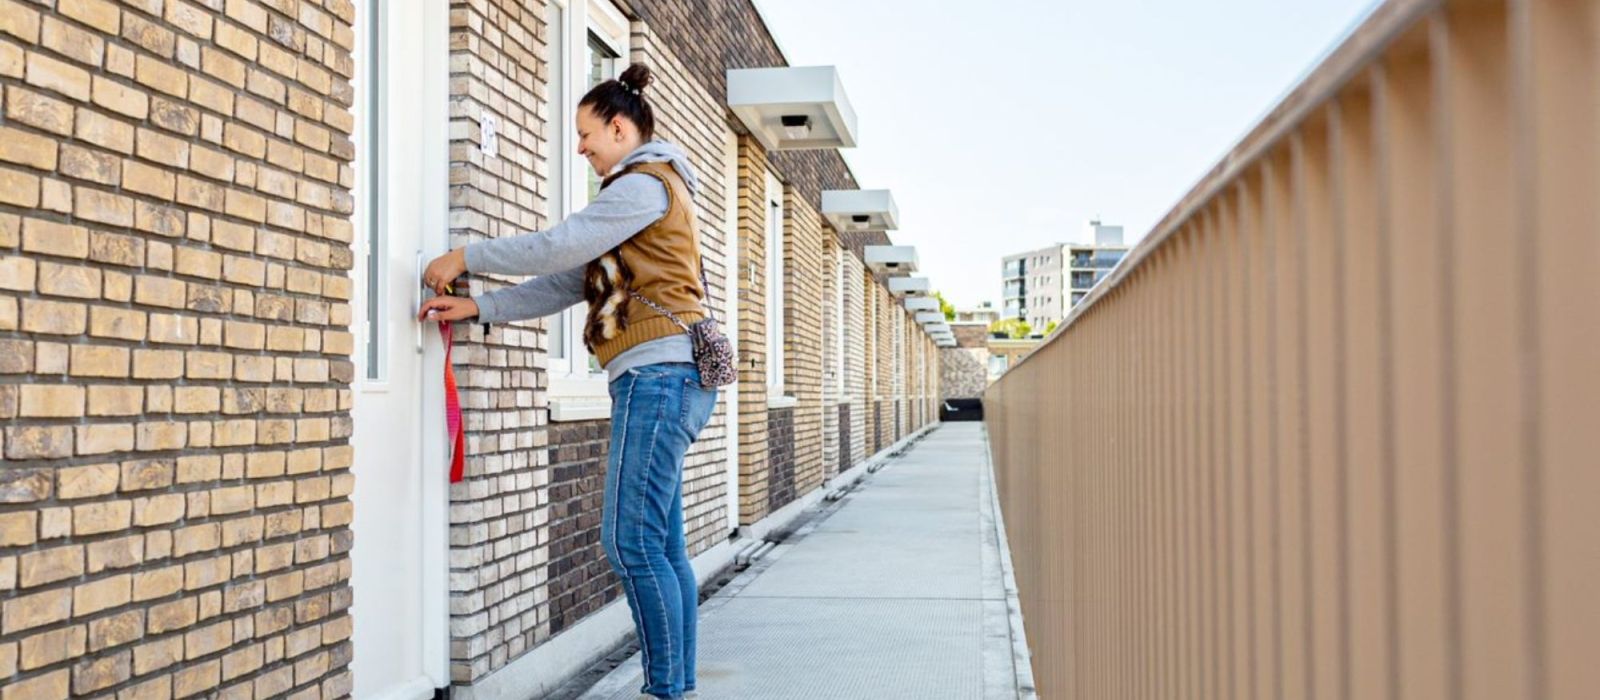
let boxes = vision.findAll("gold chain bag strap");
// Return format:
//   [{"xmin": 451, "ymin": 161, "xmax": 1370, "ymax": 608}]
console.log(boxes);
[{"xmin": 627, "ymin": 256, "xmax": 736, "ymax": 389}]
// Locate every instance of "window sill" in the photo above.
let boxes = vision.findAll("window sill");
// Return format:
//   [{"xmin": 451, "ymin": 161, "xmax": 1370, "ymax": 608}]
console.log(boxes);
[
  {"xmin": 767, "ymin": 395, "xmax": 798, "ymax": 410},
  {"xmin": 549, "ymin": 373, "xmax": 611, "ymax": 423},
  {"xmin": 551, "ymin": 397, "xmax": 611, "ymax": 422}
]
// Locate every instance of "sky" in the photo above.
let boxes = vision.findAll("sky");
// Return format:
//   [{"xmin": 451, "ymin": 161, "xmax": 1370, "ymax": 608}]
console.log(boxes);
[{"xmin": 755, "ymin": 0, "xmax": 1381, "ymax": 309}]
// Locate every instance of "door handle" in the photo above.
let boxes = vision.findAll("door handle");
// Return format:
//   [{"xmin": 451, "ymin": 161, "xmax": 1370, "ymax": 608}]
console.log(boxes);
[{"xmin": 415, "ymin": 250, "xmax": 425, "ymax": 354}]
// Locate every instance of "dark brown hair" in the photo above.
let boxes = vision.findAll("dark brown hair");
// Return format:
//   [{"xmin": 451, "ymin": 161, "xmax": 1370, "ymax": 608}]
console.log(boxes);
[{"xmin": 579, "ymin": 63, "xmax": 656, "ymax": 140}]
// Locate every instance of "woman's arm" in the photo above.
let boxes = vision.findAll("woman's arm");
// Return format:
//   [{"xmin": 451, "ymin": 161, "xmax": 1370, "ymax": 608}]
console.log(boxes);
[
  {"xmin": 463, "ymin": 174, "xmax": 670, "ymax": 277},
  {"xmin": 473, "ymin": 266, "xmax": 587, "ymax": 324}
]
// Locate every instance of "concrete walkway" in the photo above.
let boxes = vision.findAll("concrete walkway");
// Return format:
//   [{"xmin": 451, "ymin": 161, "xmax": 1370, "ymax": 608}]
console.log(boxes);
[{"xmin": 578, "ymin": 423, "xmax": 1035, "ymax": 700}]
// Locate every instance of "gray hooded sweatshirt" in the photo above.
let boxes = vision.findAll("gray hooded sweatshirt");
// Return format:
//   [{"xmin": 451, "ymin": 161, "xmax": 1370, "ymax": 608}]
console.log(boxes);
[{"xmin": 464, "ymin": 140, "xmax": 700, "ymax": 381}]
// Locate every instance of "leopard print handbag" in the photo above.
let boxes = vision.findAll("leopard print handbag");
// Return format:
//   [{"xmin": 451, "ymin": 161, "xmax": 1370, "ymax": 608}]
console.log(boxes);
[{"xmin": 628, "ymin": 291, "xmax": 737, "ymax": 389}]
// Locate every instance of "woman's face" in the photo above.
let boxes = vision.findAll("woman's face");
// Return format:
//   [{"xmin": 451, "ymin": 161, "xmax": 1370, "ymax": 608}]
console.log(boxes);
[{"xmin": 577, "ymin": 106, "xmax": 640, "ymax": 177}]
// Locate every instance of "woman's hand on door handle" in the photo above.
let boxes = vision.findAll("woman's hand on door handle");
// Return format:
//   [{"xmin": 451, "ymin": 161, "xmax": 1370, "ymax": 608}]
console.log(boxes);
[
  {"xmin": 422, "ymin": 249, "xmax": 467, "ymax": 295},
  {"xmin": 417, "ymin": 296, "xmax": 479, "ymax": 322}
]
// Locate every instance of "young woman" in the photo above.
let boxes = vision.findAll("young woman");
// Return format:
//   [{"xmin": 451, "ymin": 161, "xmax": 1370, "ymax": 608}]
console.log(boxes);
[{"xmin": 418, "ymin": 63, "xmax": 714, "ymax": 700}]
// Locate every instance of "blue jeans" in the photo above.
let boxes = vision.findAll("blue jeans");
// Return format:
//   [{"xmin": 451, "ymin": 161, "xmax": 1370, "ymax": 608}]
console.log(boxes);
[{"xmin": 603, "ymin": 363, "xmax": 719, "ymax": 699}]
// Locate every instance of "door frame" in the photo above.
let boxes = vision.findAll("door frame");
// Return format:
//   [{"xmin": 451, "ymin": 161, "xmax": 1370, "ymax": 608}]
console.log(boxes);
[
  {"xmin": 350, "ymin": 0, "xmax": 451, "ymax": 693},
  {"xmin": 416, "ymin": 0, "xmax": 450, "ymax": 684}
]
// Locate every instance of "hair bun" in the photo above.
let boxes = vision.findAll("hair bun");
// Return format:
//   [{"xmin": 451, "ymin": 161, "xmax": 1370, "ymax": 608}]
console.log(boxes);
[{"xmin": 618, "ymin": 63, "xmax": 653, "ymax": 93}]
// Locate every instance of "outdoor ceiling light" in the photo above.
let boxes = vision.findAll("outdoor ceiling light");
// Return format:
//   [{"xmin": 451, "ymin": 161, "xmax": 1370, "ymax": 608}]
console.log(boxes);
[
  {"xmin": 781, "ymin": 115, "xmax": 812, "ymax": 140},
  {"xmin": 728, "ymin": 67, "xmax": 857, "ymax": 150},
  {"xmin": 822, "ymin": 190, "xmax": 899, "ymax": 232}
]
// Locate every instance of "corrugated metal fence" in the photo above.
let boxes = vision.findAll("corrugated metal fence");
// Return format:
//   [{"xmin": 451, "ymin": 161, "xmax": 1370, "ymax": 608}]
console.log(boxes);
[{"xmin": 985, "ymin": 0, "xmax": 1599, "ymax": 697}]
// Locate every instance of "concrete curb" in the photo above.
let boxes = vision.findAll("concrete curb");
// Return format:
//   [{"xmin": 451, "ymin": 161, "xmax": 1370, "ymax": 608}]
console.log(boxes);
[{"xmin": 981, "ymin": 425, "xmax": 1039, "ymax": 698}]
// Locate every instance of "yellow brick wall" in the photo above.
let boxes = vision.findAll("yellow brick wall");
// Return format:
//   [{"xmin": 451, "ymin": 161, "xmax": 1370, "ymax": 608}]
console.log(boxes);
[
  {"xmin": 905, "ymin": 315, "xmax": 918, "ymax": 432},
  {"xmin": 842, "ymin": 252, "xmax": 867, "ymax": 466},
  {"xmin": 782, "ymin": 191, "xmax": 824, "ymax": 495},
  {"xmin": 629, "ymin": 22, "xmax": 735, "ymax": 555},
  {"xmin": 894, "ymin": 307, "xmax": 906, "ymax": 440},
  {"xmin": 820, "ymin": 235, "xmax": 838, "ymax": 477},
  {"xmin": 446, "ymin": 0, "xmax": 554, "ymax": 681},
  {"xmin": 861, "ymin": 266, "xmax": 878, "ymax": 454},
  {"xmin": 874, "ymin": 279, "xmax": 894, "ymax": 452},
  {"xmin": 0, "ymin": 0, "xmax": 359, "ymax": 696},
  {"xmin": 902, "ymin": 305, "xmax": 919, "ymax": 430},
  {"xmin": 734, "ymin": 135, "xmax": 769, "ymax": 525}
]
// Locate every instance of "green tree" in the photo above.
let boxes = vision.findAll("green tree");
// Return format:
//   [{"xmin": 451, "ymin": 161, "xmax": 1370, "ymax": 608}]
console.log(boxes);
[
  {"xmin": 1044, "ymin": 320, "xmax": 1059, "ymax": 335},
  {"xmin": 988, "ymin": 318, "xmax": 1032, "ymax": 339},
  {"xmin": 932, "ymin": 291, "xmax": 956, "ymax": 321}
]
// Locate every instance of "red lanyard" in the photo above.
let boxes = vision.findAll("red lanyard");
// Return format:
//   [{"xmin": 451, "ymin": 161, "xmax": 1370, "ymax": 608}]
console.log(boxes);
[{"xmin": 440, "ymin": 322, "xmax": 465, "ymax": 483}]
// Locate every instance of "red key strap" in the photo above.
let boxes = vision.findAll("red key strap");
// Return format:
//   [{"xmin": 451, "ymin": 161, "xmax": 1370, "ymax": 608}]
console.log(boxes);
[{"xmin": 440, "ymin": 322, "xmax": 465, "ymax": 483}]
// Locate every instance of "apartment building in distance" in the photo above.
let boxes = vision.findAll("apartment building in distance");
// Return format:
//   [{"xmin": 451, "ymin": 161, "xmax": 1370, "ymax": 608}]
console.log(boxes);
[
  {"xmin": 1000, "ymin": 219, "xmax": 1132, "ymax": 330},
  {"xmin": 1000, "ymin": 244, "xmax": 1062, "ymax": 329},
  {"xmin": 1064, "ymin": 220, "xmax": 1130, "ymax": 308},
  {"xmin": 952, "ymin": 301, "xmax": 1000, "ymax": 325}
]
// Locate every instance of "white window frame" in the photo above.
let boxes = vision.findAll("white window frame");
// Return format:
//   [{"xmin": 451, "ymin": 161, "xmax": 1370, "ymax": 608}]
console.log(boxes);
[
  {"xmin": 765, "ymin": 171, "xmax": 793, "ymax": 407},
  {"xmin": 545, "ymin": 0, "xmax": 631, "ymax": 421},
  {"xmin": 989, "ymin": 354, "xmax": 1009, "ymax": 378}
]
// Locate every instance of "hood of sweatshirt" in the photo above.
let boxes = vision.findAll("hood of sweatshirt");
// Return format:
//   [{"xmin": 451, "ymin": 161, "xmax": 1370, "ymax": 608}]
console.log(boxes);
[{"xmin": 613, "ymin": 139, "xmax": 700, "ymax": 197}]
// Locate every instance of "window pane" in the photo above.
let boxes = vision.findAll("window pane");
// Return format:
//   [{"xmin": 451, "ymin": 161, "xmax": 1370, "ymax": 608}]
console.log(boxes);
[
  {"xmin": 766, "ymin": 186, "xmax": 783, "ymax": 390},
  {"xmin": 549, "ymin": 312, "xmax": 566, "ymax": 359},
  {"xmin": 989, "ymin": 355, "xmax": 1008, "ymax": 377},
  {"xmin": 587, "ymin": 33, "xmax": 617, "ymax": 87},
  {"xmin": 585, "ymin": 32, "xmax": 619, "ymax": 204},
  {"xmin": 363, "ymin": 0, "xmax": 383, "ymax": 380},
  {"xmin": 546, "ymin": 1, "xmax": 567, "ymax": 361}
]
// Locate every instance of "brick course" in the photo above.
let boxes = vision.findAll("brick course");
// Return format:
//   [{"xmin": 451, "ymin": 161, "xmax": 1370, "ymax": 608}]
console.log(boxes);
[
  {"xmin": 629, "ymin": 22, "xmax": 735, "ymax": 558},
  {"xmin": 444, "ymin": 0, "xmax": 554, "ymax": 682},
  {"xmin": 842, "ymin": 253, "xmax": 867, "ymax": 467},
  {"xmin": 733, "ymin": 136, "xmax": 770, "ymax": 525},
  {"xmin": 781, "ymin": 191, "xmax": 824, "ymax": 496},
  {"xmin": 543, "ymin": 420, "xmax": 619, "ymax": 637},
  {"xmin": 820, "ymin": 237, "xmax": 839, "ymax": 478},
  {"xmin": 873, "ymin": 279, "xmax": 895, "ymax": 452},
  {"xmin": 763, "ymin": 407, "xmax": 795, "ymax": 515}
]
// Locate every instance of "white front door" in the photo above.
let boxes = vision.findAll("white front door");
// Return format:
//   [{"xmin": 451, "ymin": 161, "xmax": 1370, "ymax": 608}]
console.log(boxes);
[{"xmin": 350, "ymin": 0, "xmax": 449, "ymax": 697}]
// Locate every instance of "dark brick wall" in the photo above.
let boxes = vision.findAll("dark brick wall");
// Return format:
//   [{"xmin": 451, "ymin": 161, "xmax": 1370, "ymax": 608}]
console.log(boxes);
[
  {"xmin": 615, "ymin": 0, "xmax": 858, "ymax": 207},
  {"xmin": 545, "ymin": 420, "xmax": 622, "ymax": 636},
  {"xmin": 954, "ymin": 323, "xmax": 992, "ymax": 348},
  {"xmin": 839, "ymin": 230, "xmax": 893, "ymax": 261},
  {"xmin": 872, "ymin": 402, "xmax": 883, "ymax": 455},
  {"xmin": 895, "ymin": 402, "xmax": 903, "ymax": 443},
  {"xmin": 766, "ymin": 407, "xmax": 797, "ymax": 513},
  {"xmin": 877, "ymin": 399, "xmax": 894, "ymax": 453},
  {"xmin": 838, "ymin": 404, "xmax": 853, "ymax": 474}
]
